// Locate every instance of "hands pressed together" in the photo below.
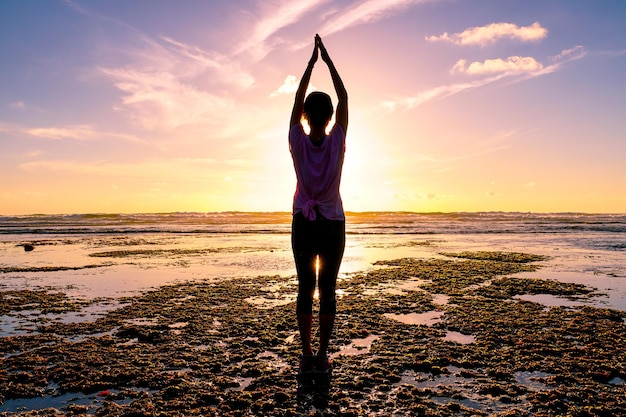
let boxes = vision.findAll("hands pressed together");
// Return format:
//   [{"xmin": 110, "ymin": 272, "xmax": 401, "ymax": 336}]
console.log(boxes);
[
  {"xmin": 294, "ymin": 32, "xmax": 347, "ymax": 133},
  {"xmin": 309, "ymin": 34, "xmax": 331, "ymax": 66}
]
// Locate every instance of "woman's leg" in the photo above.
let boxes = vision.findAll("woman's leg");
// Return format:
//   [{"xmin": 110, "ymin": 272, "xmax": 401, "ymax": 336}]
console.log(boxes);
[
  {"xmin": 292, "ymin": 213, "xmax": 318, "ymax": 356},
  {"xmin": 317, "ymin": 219, "xmax": 345, "ymax": 356}
]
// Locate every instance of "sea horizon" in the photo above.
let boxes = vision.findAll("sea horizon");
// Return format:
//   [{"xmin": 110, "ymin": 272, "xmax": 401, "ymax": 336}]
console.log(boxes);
[{"xmin": 3, "ymin": 209, "xmax": 626, "ymax": 217}]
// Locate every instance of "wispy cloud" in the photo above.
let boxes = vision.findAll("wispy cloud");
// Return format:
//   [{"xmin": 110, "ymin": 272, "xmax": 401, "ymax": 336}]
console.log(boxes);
[
  {"xmin": 235, "ymin": 0, "xmax": 331, "ymax": 58},
  {"xmin": 451, "ymin": 56, "xmax": 543, "ymax": 75},
  {"xmin": 19, "ymin": 158, "xmax": 246, "ymax": 180},
  {"xmin": 8, "ymin": 101, "xmax": 26, "ymax": 110},
  {"xmin": 160, "ymin": 36, "xmax": 254, "ymax": 88},
  {"xmin": 427, "ymin": 22, "xmax": 548, "ymax": 46},
  {"xmin": 320, "ymin": 0, "xmax": 431, "ymax": 37},
  {"xmin": 25, "ymin": 125, "xmax": 99, "ymax": 141},
  {"xmin": 235, "ymin": 0, "xmax": 432, "ymax": 59},
  {"xmin": 550, "ymin": 45, "xmax": 586, "ymax": 62},
  {"xmin": 381, "ymin": 74, "xmax": 507, "ymax": 111},
  {"xmin": 65, "ymin": 2, "xmax": 251, "ymax": 135},
  {"xmin": 384, "ymin": 46, "xmax": 586, "ymax": 111},
  {"xmin": 5, "ymin": 123, "xmax": 147, "ymax": 144},
  {"xmin": 100, "ymin": 66, "xmax": 235, "ymax": 132}
]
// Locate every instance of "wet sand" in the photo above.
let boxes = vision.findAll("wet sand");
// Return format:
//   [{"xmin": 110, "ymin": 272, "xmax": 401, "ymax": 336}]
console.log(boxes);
[{"xmin": 1, "ymin": 251, "xmax": 625, "ymax": 416}]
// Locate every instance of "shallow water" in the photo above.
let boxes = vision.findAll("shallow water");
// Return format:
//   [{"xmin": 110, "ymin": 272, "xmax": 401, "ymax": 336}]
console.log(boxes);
[
  {"xmin": 1, "ymin": 213, "xmax": 625, "ymax": 322},
  {"xmin": 384, "ymin": 311, "xmax": 445, "ymax": 326}
]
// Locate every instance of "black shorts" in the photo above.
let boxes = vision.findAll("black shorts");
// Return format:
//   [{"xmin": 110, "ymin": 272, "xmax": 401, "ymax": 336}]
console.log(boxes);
[{"xmin": 291, "ymin": 212, "xmax": 345, "ymax": 315}]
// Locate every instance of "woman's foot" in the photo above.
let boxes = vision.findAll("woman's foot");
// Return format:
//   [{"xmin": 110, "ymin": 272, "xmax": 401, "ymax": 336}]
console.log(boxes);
[
  {"xmin": 314, "ymin": 353, "xmax": 332, "ymax": 374},
  {"xmin": 299, "ymin": 354, "xmax": 315, "ymax": 375}
]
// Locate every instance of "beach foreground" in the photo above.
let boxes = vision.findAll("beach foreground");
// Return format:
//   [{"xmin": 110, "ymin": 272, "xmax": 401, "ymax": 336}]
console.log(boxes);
[{"xmin": 1, "ymin": 251, "xmax": 625, "ymax": 416}]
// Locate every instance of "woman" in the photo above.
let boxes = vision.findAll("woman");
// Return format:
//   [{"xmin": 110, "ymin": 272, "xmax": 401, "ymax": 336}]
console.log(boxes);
[{"xmin": 289, "ymin": 34, "xmax": 348, "ymax": 379}]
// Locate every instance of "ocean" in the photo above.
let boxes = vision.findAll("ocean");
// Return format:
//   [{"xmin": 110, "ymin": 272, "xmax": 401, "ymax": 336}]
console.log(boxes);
[
  {"xmin": 2, "ymin": 211, "xmax": 626, "ymax": 238},
  {"xmin": 1, "ymin": 212, "xmax": 625, "ymax": 309}
]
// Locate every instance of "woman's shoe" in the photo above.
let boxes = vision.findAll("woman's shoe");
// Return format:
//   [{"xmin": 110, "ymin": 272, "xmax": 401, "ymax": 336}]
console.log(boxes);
[
  {"xmin": 298, "ymin": 354, "xmax": 315, "ymax": 375},
  {"xmin": 297, "ymin": 354, "xmax": 315, "ymax": 386},
  {"xmin": 314, "ymin": 354, "xmax": 332, "ymax": 375}
]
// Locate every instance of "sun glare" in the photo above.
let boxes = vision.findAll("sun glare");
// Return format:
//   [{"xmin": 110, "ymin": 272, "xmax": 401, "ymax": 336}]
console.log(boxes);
[{"xmin": 341, "ymin": 116, "xmax": 399, "ymax": 211}]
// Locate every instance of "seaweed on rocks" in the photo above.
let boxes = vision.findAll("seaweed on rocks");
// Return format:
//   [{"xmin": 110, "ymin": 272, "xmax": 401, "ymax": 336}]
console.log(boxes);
[{"xmin": 1, "ymin": 252, "xmax": 624, "ymax": 416}]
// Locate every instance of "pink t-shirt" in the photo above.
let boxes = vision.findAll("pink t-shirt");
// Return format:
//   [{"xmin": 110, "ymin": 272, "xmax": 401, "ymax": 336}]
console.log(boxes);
[{"xmin": 289, "ymin": 124, "xmax": 346, "ymax": 221}]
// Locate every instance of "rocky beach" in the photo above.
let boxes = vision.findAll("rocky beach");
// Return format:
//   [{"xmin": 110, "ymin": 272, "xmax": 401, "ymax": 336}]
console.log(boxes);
[{"xmin": 2, "ymin": 248, "xmax": 625, "ymax": 416}]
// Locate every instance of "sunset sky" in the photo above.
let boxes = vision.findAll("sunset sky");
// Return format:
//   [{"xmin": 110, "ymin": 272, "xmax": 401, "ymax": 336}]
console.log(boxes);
[{"xmin": 1, "ymin": 0, "xmax": 625, "ymax": 215}]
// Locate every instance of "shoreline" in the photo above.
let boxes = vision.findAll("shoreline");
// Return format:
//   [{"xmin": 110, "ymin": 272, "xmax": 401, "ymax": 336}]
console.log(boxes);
[{"xmin": 1, "ymin": 251, "xmax": 625, "ymax": 416}]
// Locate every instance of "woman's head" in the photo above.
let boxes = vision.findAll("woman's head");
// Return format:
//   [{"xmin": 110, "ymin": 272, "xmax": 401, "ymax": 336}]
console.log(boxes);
[{"xmin": 304, "ymin": 92, "xmax": 333, "ymax": 129}]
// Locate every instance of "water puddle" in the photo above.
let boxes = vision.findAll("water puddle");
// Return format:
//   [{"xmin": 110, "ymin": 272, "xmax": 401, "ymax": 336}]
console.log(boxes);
[
  {"xmin": 443, "ymin": 331, "xmax": 475, "ymax": 344},
  {"xmin": 331, "ymin": 334, "xmax": 379, "ymax": 359},
  {"xmin": 0, "ymin": 315, "xmax": 33, "ymax": 337},
  {"xmin": 1, "ymin": 300, "xmax": 127, "ymax": 337},
  {"xmin": 66, "ymin": 328, "xmax": 118, "ymax": 343},
  {"xmin": 431, "ymin": 294, "xmax": 451, "ymax": 305},
  {"xmin": 384, "ymin": 310, "xmax": 444, "ymax": 326},
  {"xmin": 256, "ymin": 350, "xmax": 290, "ymax": 371},
  {"xmin": 514, "ymin": 294, "xmax": 590, "ymax": 308},
  {"xmin": 0, "ymin": 387, "xmax": 152, "ymax": 414},
  {"xmin": 124, "ymin": 317, "xmax": 159, "ymax": 326},
  {"xmin": 47, "ymin": 300, "xmax": 127, "ymax": 324},
  {"xmin": 168, "ymin": 321, "xmax": 188, "ymax": 335},
  {"xmin": 229, "ymin": 376, "xmax": 255, "ymax": 392},
  {"xmin": 245, "ymin": 294, "xmax": 296, "ymax": 309},
  {"xmin": 399, "ymin": 367, "xmax": 521, "ymax": 414},
  {"xmin": 362, "ymin": 278, "xmax": 431, "ymax": 296},
  {"xmin": 514, "ymin": 371, "xmax": 553, "ymax": 391},
  {"xmin": 399, "ymin": 366, "xmax": 469, "ymax": 390}
]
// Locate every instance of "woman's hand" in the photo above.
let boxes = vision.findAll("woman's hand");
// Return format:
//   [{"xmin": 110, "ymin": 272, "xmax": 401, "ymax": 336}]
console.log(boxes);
[
  {"xmin": 315, "ymin": 34, "xmax": 347, "ymax": 133},
  {"xmin": 316, "ymin": 34, "xmax": 330, "ymax": 64},
  {"xmin": 309, "ymin": 36, "xmax": 319, "ymax": 66},
  {"xmin": 291, "ymin": 36, "xmax": 319, "ymax": 129}
]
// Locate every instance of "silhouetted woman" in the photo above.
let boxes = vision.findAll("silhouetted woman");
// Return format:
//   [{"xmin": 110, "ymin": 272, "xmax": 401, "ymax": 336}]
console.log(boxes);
[{"xmin": 289, "ymin": 34, "xmax": 348, "ymax": 378}]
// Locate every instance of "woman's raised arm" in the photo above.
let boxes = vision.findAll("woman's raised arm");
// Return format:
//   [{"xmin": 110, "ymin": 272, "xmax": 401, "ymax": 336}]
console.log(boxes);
[
  {"xmin": 317, "ymin": 34, "xmax": 348, "ymax": 134},
  {"xmin": 289, "ymin": 39, "xmax": 318, "ymax": 130}
]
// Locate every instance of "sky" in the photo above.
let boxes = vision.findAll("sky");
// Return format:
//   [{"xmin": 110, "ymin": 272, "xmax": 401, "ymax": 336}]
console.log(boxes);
[{"xmin": 1, "ymin": 0, "xmax": 625, "ymax": 215}]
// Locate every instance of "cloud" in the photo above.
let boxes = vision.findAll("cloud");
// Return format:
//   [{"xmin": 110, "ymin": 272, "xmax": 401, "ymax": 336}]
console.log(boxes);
[
  {"xmin": 467, "ymin": 45, "xmax": 586, "ymax": 78},
  {"xmin": 383, "ymin": 73, "xmax": 508, "ymax": 111},
  {"xmin": 268, "ymin": 75, "xmax": 318, "ymax": 98},
  {"xmin": 550, "ymin": 45, "xmax": 586, "ymax": 62},
  {"xmin": 97, "ymin": 33, "xmax": 255, "ymax": 133},
  {"xmin": 160, "ymin": 36, "xmax": 254, "ymax": 88},
  {"xmin": 234, "ymin": 0, "xmax": 331, "ymax": 58},
  {"xmin": 100, "ymin": 66, "xmax": 234, "ymax": 132},
  {"xmin": 65, "ymin": 2, "xmax": 252, "ymax": 134},
  {"xmin": 270, "ymin": 75, "xmax": 298, "ymax": 97},
  {"xmin": 19, "ymin": 158, "xmax": 245, "ymax": 180},
  {"xmin": 14, "ymin": 124, "xmax": 146, "ymax": 144},
  {"xmin": 320, "ymin": 0, "xmax": 431, "ymax": 37},
  {"xmin": 385, "ymin": 45, "xmax": 586, "ymax": 111},
  {"xmin": 9, "ymin": 101, "xmax": 26, "ymax": 110},
  {"xmin": 452, "ymin": 56, "xmax": 544, "ymax": 75},
  {"xmin": 25, "ymin": 125, "xmax": 97, "ymax": 141},
  {"xmin": 427, "ymin": 22, "xmax": 548, "ymax": 46},
  {"xmin": 235, "ymin": 0, "xmax": 432, "ymax": 59}
]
